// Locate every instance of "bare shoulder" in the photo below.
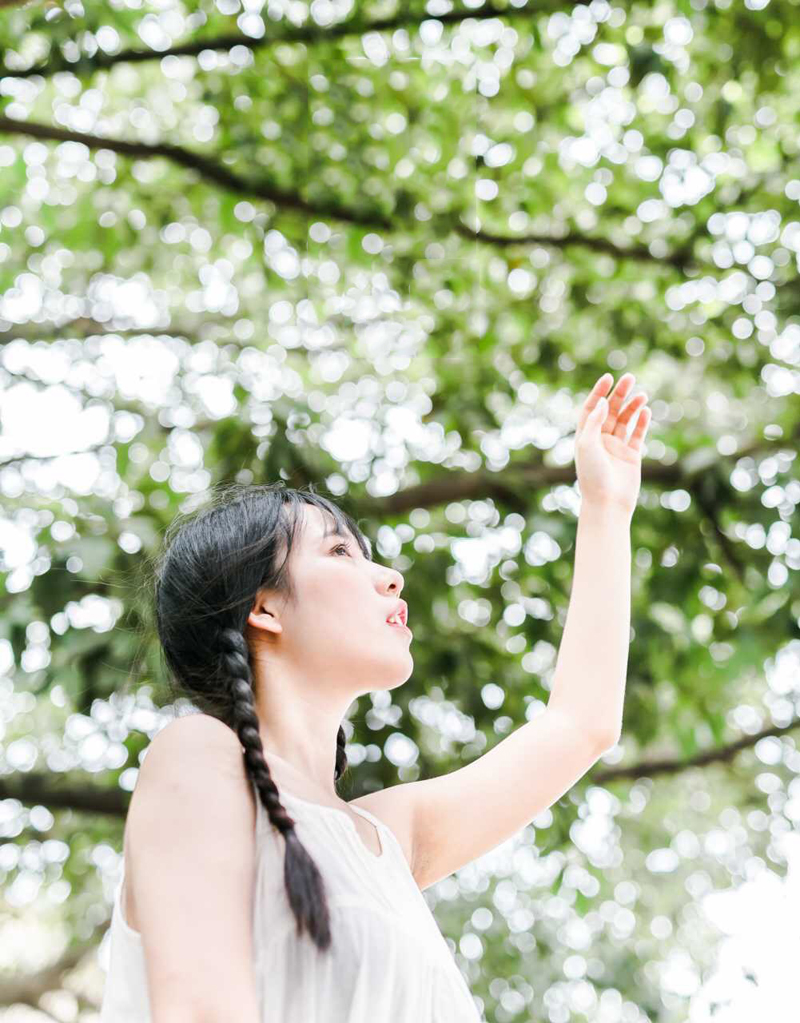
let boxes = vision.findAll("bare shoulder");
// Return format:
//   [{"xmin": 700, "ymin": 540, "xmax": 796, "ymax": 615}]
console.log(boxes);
[
  {"xmin": 124, "ymin": 713, "xmax": 255, "ymax": 932},
  {"xmin": 145, "ymin": 712, "xmax": 248, "ymax": 781},
  {"xmin": 350, "ymin": 786, "xmax": 416, "ymax": 875},
  {"xmin": 120, "ymin": 712, "xmax": 261, "ymax": 1017},
  {"xmin": 129, "ymin": 713, "xmax": 251, "ymax": 822},
  {"xmin": 146, "ymin": 712, "xmax": 243, "ymax": 761}
]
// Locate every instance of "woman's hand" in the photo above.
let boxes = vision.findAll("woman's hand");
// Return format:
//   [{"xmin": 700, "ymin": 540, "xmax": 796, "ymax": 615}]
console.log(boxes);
[{"xmin": 574, "ymin": 372, "xmax": 651, "ymax": 516}]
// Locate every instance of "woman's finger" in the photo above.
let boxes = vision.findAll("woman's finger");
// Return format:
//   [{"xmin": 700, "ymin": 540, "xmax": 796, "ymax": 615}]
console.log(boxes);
[
  {"xmin": 628, "ymin": 405, "xmax": 651, "ymax": 454},
  {"xmin": 600, "ymin": 373, "xmax": 636, "ymax": 434},
  {"xmin": 611, "ymin": 392, "xmax": 647, "ymax": 442},
  {"xmin": 578, "ymin": 373, "xmax": 613, "ymax": 435}
]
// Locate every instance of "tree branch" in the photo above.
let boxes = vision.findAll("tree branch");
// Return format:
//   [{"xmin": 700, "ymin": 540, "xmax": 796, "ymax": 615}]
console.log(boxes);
[
  {"xmin": 1, "ymin": 1, "xmax": 560, "ymax": 81},
  {"xmin": 0, "ymin": 364, "xmax": 795, "ymax": 505},
  {"xmin": 3, "ymin": 715, "xmax": 797, "ymax": 819},
  {"xmin": 0, "ymin": 316, "xmax": 350, "ymax": 360},
  {"xmin": 0, "ymin": 114, "xmax": 391, "ymax": 228},
  {"xmin": 0, "ymin": 113, "xmax": 696, "ymax": 267},
  {"xmin": 0, "ymin": 431, "xmax": 793, "ymax": 490},
  {"xmin": 592, "ymin": 715, "xmax": 800, "ymax": 784},
  {"xmin": 455, "ymin": 221, "xmax": 696, "ymax": 270},
  {"xmin": 0, "ymin": 772, "xmax": 128, "ymax": 815},
  {"xmin": 364, "ymin": 416, "xmax": 799, "ymax": 516}
]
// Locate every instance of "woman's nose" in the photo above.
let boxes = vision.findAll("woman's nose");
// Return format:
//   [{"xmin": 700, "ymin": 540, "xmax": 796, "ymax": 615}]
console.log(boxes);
[{"xmin": 383, "ymin": 567, "xmax": 403, "ymax": 594}]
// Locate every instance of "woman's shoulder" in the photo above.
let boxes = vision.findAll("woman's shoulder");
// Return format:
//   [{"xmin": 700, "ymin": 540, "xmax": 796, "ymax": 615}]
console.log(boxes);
[
  {"xmin": 150, "ymin": 712, "xmax": 241, "ymax": 749},
  {"xmin": 130, "ymin": 713, "xmax": 254, "ymax": 822},
  {"xmin": 123, "ymin": 714, "xmax": 258, "ymax": 926}
]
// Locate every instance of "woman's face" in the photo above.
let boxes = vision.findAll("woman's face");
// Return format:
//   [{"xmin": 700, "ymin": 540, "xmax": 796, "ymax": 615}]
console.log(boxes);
[{"xmin": 249, "ymin": 504, "xmax": 413, "ymax": 697}]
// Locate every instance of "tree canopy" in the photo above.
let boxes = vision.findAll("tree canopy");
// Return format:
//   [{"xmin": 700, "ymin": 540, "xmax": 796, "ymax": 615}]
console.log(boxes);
[{"xmin": 1, "ymin": 0, "xmax": 799, "ymax": 1019}]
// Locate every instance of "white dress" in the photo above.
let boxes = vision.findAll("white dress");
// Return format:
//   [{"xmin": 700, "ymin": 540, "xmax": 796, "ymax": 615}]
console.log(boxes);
[{"xmin": 99, "ymin": 784, "xmax": 484, "ymax": 1022}]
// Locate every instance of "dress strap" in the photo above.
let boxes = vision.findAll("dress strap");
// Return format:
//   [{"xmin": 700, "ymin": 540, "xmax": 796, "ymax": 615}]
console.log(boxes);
[{"xmin": 348, "ymin": 803, "xmax": 407, "ymax": 865}]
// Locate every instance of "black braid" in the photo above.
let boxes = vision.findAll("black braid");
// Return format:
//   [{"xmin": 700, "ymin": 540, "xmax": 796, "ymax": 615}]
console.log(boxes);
[
  {"xmin": 220, "ymin": 626, "xmax": 334, "ymax": 952},
  {"xmin": 335, "ymin": 724, "xmax": 347, "ymax": 783}
]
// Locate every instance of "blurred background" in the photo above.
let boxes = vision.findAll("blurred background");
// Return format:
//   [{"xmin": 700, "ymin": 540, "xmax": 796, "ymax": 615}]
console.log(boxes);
[{"xmin": 1, "ymin": 0, "xmax": 799, "ymax": 1020}]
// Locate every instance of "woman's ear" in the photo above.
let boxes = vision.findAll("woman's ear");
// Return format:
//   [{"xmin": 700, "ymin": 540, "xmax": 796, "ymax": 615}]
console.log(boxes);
[{"xmin": 247, "ymin": 594, "xmax": 283, "ymax": 636}]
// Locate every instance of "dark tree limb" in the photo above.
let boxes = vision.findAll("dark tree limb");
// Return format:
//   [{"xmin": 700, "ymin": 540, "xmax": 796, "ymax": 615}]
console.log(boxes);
[
  {"xmin": 0, "ymin": 772, "xmax": 127, "ymax": 815},
  {"xmin": 592, "ymin": 715, "xmax": 800, "ymax": 784},
  {"xmin": 0, "ymin": 115, "xmax": 391, "ymax": 228},
  {"xmin": 0, "ymin": 114, "xmax": 693, "ymax": 267},
  {"xmin": 1, "ymin": 1, "xmax": 563, "ymax": 81},
  {"xmin": 0, "ymin": 412, "xmax": 796, "ymax": 509},
  {"xmin": 454, "ymin": 221, "xmax": 697, "ymax": 271},
  {"xmin": 2, "ymin": 714, "xmax": 797, "ymax": 819}
]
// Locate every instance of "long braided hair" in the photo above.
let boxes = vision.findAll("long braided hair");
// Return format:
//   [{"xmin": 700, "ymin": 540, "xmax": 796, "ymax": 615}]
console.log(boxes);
[{"xmin": 150, "ymin": 481, "xmax": 370, "ymax": 952}]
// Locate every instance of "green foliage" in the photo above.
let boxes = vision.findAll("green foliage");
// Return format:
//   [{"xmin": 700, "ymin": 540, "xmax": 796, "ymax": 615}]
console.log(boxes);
[{"xmin": 1, "ymin": 0, "xmax": 799, "ymax": 1019}]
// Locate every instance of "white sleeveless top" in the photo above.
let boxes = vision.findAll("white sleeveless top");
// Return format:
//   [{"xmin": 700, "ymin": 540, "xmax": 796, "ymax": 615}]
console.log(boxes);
[{"xmin": 99, "ymin": 784, "xmax": 484, "ymax": 1022}]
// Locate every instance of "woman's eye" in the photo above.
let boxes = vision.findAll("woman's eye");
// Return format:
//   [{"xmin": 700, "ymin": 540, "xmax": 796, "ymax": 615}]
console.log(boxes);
[{"xmin": 332, "ymin": 543, "xmax": 351, "ymax": 556}]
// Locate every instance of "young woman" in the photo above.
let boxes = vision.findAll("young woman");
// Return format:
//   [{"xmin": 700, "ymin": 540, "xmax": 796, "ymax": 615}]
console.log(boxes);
[{"xmin": 99, "ymin": 372, "xmax": 650, "ymax": 1022}]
